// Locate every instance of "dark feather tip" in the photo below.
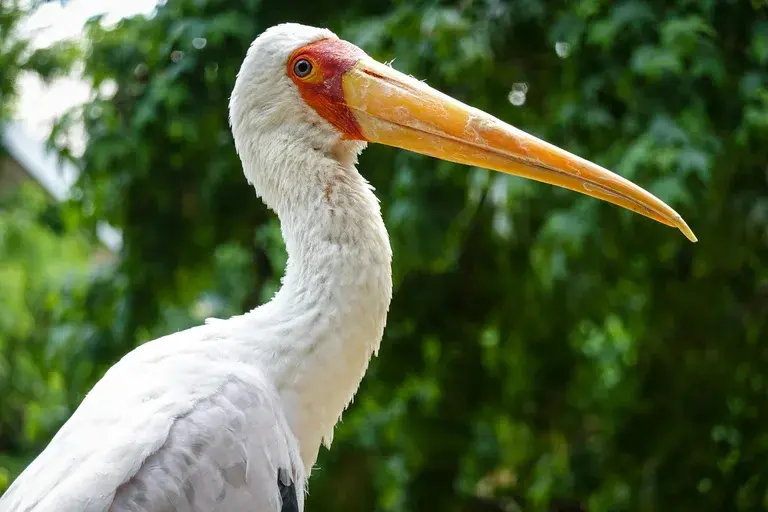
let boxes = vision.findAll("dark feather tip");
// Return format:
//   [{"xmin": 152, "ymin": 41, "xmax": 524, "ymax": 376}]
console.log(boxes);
[{"xmin": 278, "ymin": 469, "xmax": 299, "ymax": 512}]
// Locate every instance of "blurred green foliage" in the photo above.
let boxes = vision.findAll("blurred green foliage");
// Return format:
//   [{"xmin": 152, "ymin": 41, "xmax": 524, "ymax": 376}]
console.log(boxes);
[
  {"xmin": 2, "ymin": 0, "xmax": 768, "ymax": 510},
  {"xmin": 0, "ymin": 184, "xmax": 92, "ymax": 490},
  {"xmin": 0, "ymin": 0, "xmax": 89, "ymax": 490},
  {"xmin": 0, "ymin": 0, "xmax": 79, "ymax": 124}
]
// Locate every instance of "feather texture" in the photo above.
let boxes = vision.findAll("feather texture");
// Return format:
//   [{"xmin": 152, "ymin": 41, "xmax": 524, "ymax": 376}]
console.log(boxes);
[
  {"xmin": 278, "ymin": 470, "xmax": 300, "ymax": 512},
  {"xmin": 1, "ymin": 326, "xmax": 304, "ymax": 512},
  {"xmin": 1, "ymin": 23, "xmax": 393, "ymax": 512}
]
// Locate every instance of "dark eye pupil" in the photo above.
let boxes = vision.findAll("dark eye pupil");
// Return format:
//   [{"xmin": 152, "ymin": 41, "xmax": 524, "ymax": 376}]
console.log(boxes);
[{"xmin": 294, "ymin": 59, "xmax": 312, "ymax": 77}]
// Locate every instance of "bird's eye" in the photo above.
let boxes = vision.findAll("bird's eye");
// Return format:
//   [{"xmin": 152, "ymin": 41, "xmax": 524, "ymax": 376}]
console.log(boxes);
[{"xmin": 293, "ymin": 59, "xmax": 313, "ymax": 78}]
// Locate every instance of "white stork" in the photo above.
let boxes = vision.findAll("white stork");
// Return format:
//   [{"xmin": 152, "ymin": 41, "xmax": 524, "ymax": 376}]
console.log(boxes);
[{"xmin": 0, "ymin": 23, "xmax": 696, "ymax": 512}]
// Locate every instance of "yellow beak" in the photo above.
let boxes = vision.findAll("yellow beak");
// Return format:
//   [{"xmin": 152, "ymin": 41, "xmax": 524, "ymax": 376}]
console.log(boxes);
[{"xmin": 341, "ymin": 57, "xmax": 697, "ymax": 242}]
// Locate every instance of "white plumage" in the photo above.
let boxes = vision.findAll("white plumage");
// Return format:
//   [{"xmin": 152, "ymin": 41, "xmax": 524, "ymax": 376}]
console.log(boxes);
[
  {"xmin": 1, "ymin": 18, "xmax": 696, "ymax": 512},
  {"xmin": 2, "ymin": 24, "xmax": 391, "ymax": 512}
]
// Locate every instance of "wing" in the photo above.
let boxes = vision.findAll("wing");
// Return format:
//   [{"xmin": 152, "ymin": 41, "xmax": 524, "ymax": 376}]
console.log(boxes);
[{"xmin": 0, "ymin": 328, "xmax": 305, "ymax": 512}]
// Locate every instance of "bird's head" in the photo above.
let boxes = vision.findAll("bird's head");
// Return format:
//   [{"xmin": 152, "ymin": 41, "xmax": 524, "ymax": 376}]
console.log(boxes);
[{"xmin": 230, "ymin": 23, "xmax": 696, "ymax": 242}]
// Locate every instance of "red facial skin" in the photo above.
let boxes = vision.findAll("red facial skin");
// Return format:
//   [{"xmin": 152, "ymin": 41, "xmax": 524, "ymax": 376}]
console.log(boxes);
[{"xmin": 287, "ymin": 38, "xmax": 367, "ymax": 140}]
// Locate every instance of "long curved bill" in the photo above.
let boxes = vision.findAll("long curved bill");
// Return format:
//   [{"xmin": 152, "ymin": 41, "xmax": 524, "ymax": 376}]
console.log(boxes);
[{"xmin": 341, "ymin": 57, "xmax": 697, "ymax": 242}]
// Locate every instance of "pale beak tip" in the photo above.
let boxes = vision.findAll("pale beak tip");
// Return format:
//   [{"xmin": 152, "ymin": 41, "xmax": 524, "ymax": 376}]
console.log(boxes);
[{"xmin": 677, "ymin": 219, "xmax": 698, "ymax": 243}]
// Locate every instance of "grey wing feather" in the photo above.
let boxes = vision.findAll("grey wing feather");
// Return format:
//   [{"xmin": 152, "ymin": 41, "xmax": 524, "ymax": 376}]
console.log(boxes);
[
  {"xmin": 109, "ymin": 373, "xmax": 305, "ymax": 512},
  {"xmin": 0, "ymin": 331, "xmax": 305, "ymax": 512}
]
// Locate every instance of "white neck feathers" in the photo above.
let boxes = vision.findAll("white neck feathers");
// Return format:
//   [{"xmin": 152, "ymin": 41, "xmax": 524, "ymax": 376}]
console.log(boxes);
[{"xmin": 230, "ymin": 137, "xmax": 393, "ymax": 473}]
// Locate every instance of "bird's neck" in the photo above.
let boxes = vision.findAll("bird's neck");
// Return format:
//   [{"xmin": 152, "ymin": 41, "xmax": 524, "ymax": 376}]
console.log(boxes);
[{"xmin": 237, "ymin": 143, "xmax": 392, "ymax": 473}]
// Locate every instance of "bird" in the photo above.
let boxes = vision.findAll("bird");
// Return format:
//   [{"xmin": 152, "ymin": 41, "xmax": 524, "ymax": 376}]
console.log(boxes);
[{"xmin": 0, "ymin": 22, "xmax": 696, "ymax": 512}]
